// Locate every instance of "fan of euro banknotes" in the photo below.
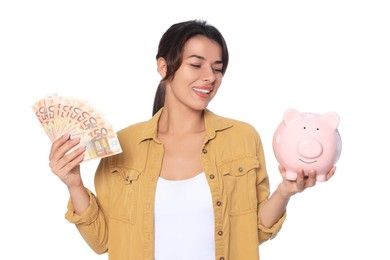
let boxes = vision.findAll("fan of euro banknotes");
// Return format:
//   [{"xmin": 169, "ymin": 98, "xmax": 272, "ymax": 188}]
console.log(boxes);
[{"xmin": 32, "ymin": 93, "xmax": 122, "ymax": 162}]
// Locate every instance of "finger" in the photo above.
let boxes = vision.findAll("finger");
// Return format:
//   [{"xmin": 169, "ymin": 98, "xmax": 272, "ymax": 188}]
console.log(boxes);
[
  {"xmin": 57, "ymin": 145, "xmax": 86, "ymax": 172},
  {"xmin": 49, "ymin": 133, "xmax": 70, "ymax": 160},
  {"xmin": 306, "ymin": 170, "xmax": 317, "ymax": 188},
  {"xmin": 50, "ymin": 137, "xmax": 81, "ymax": 165},
  {"xmin": 326, "ymin": 166, "xmax": 336, "ymax": 181},
  {"xmin": 278, "ymin": 165, "xmax": 286, "ymax": 179},
  {"xmin": 295, "ymin": 170, "xmax": 306, "ymax": 191},
  {"xmin": 60, "ymin": 148, "xmax": 85, "ymax": 174},
  {"xmin": 49, "ymin": 138, "xmax": 83, "ymax": 173}
]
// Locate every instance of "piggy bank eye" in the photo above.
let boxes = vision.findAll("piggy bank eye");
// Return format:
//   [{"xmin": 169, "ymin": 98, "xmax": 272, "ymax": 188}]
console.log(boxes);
[
  {"xmin": 317, "ymin": 128, "xmax": 319, "ymax": 131},
  {"xmin": 303, "ymin": 126, "xmax": 306, "ymax": 129}
]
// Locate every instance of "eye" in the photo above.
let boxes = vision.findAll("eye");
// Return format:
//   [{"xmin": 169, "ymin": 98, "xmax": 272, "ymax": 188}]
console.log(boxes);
[
  {"xmin": 303, "ymin": 126, "xmax": 306, "ymax": 129},
  {"xmin": 317, "ymin": 128, "xmax": 320, "ymax": 130},
  {"xmin": 190, "ymin": 64, "xmax": 201, "ymax": 68},
  {"xmin": 213, "ymin": 68, "xmax": 223, "ymax": 73}
]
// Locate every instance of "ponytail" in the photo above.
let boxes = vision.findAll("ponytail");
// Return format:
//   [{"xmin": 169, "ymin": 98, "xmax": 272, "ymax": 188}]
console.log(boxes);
[{"xmin": 152, "ymin": 81, "xmax": 166, "ymax": 116}]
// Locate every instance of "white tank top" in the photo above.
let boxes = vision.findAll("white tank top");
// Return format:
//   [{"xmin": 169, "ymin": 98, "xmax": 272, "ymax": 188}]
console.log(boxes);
[{"xmin": 154, "ymin": 172, "xmax": 215, "ymax": 260}]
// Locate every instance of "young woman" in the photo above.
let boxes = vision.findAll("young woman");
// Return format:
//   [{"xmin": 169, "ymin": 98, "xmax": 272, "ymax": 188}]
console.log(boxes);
[{"xmin": 49, "ymin": 20, "xmax": 336, "ymax": 260}]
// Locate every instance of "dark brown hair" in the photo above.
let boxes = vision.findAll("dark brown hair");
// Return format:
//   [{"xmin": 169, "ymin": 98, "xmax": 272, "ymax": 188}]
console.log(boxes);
[{"xmin": 152, "ymin": 20, "xmax": 229, "ymax": 115}]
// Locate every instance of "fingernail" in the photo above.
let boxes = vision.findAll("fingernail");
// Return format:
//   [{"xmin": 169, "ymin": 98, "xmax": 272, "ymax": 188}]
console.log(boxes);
[{"xmin": 63, "ymin": 133, "xmax": 70, "ymax": 141}]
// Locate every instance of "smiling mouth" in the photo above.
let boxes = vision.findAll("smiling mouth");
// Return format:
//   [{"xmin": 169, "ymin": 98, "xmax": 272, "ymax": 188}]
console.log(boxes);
[
  {"xmin": 299, "ymin": 159, "xmax": 317, "ymax": 164},
  {"xmin": 192, "ymin": 87, "xmax": 212, "ymax": 94}
]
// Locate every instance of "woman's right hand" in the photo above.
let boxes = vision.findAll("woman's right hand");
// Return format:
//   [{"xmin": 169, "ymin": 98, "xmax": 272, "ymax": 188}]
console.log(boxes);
[{"xmin": 49, "ymin": 133, "xmax": 86, "ymax": 188}]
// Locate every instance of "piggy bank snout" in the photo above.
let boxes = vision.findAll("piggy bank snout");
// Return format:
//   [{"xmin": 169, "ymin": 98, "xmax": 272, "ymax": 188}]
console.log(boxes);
[{"xmin": 297, "ymin": 139, "xmax": 323, "ymax": 159}]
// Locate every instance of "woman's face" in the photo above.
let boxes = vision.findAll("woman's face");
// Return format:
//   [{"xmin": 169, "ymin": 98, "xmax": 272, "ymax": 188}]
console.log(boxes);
[{"xmin": 163, "ymin": 35, "xmax": 223, "ymax": 111}]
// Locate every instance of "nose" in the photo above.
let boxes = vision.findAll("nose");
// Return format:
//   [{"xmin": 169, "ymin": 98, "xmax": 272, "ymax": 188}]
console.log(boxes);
[
  {"xmin": 297, "ymin": 139, "xmax": 323, "ymax": 159},
  {"xmin": 202, "ymin": 66, "xmax": 216, "ymax": 83}
]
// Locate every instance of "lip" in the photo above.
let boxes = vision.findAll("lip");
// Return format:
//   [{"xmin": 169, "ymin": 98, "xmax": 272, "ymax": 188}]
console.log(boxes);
[{"xmin": 192, "ymin": 86, "xmax": 213, "ymax": 98}]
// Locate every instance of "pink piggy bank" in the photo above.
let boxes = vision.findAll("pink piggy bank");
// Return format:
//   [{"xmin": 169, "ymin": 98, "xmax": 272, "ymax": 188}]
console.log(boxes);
[{"xmin": 272, "ymin": 108, "xmax": 342, "ymax": 182}]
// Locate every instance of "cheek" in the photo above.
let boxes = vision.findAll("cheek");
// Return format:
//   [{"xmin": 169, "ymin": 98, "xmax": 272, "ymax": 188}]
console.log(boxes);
[
  {"xmin": 210, "ymin": 81, "xmax": 222, "ymax": 98},
  {"xmin": 170, "ymin": 72, "xmax": 187, "ymax": 86},
  {"xmin": 214, "ymin": 76, "xmax": 223, "ymax": 88},
  {"xmin": 175, "ymin": 69, "xmax": 198, "ymax": 85},
  {"xmin": 217, "ymin": 75, "xmax": 223, "ymax": 84}
]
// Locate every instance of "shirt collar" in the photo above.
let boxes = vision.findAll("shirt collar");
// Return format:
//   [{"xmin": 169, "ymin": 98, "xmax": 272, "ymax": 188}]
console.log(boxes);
[
  {"xmin": 203, "ymin": 109, "xmax": 234, "ymax": 142},
  {"xmin": 137, "ymin": 108, "xmax": 234, "ymax": 144}
]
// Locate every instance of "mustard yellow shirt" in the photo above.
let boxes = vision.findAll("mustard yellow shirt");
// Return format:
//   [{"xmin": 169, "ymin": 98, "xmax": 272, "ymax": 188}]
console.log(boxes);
[{"xmin": 65, "ymin": 109, "xmax": 286, "ymax": 260}]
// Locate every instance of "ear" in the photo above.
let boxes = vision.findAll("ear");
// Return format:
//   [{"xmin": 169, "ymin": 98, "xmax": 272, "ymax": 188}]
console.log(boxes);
[
  {"xmin": 157, "ymin": 57, "xmax": 167, "ymax": 78},
  {"xmin": 283, "ymin": 108, "xmax": 302, "ymax": 125},
  {"xmin": 322, "ymin": 112, "xmax": 340, "ymax": 129}
]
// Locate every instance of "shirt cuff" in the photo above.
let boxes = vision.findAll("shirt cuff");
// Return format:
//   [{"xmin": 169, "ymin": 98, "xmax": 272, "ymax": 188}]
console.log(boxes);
[{"xmin": 65, "ymin": 188, "xmax": 99, "ymax": 225}]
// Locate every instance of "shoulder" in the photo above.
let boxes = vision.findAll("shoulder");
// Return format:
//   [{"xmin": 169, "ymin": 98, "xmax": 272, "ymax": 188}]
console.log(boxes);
[
  {"xmin": 206, "ymin": 112, "xmax": 265, "ymax": 159},
  {"xmin": 116, "ymin": 110, "xmax": 161, "ymax": 142},
  {"xmin": 227, "ymin": 118, "xmax": 261, "ymax": 143},
  {"xmin": 205, "ymin": 110, "xmax": 261, "ymax": 144},
  {"xmin": 103, "ymin": 120, "xmax": 152, "ymax": 166},
  {"xmin": 208, "ymin": 110, "xmax": 259, "ymax": 135},
  {"xmin": 117, "ymin": 120, "xmax": 148, "ymax": 137},
  {"xmin": 115, "ymin": 118, "xmax": 156, "ymax": 150},
  {"xmin": 230, "ymin": 117, "xmax": 258, "ymax": 134}
]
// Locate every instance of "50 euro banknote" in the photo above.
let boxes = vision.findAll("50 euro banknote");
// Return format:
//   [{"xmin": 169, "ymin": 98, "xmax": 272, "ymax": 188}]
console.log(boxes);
[{"xmin": 32, "ymin": 93, "xmax": 122, "ymax": 161}]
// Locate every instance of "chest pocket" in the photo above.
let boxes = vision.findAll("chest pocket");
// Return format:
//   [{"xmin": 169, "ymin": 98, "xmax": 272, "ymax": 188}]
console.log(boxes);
[
  {"xmin": 110, "ymin": 167, "xmax": 142, "ymax": 224},
  {"xmin": 218, "ymin": 156, "xmax": 259, "ymax": 215}
]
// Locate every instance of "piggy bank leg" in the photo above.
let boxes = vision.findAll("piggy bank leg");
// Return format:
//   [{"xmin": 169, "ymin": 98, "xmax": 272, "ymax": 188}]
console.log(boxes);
[{"xmin": 285, "ymin": 171, "xmax": 298, "ymax": 181}]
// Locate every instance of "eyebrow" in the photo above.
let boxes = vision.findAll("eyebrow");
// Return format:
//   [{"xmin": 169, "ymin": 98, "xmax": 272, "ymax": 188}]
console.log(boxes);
[{"xmin": 188, "ymin": 54, "xmax": 223, "ymax": 65}]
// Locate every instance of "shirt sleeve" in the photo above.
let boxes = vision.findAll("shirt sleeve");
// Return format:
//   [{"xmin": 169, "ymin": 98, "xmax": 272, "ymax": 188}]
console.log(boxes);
[
  {"xmin": 254, "ymin": 131, "xmax": 287, "ymax": 244},
  {"xmin": 64, "ymin": 158, "xmax": 111, "ymax": 254}
]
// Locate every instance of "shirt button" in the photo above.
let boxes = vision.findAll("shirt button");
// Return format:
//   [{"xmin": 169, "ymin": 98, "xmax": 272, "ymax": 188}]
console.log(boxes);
[
  {"xmin": 238, "ymin": 167, "xmax": 243, "ymax": 172},
  {"xmin": 218, "ymin": 230, "xmax": 223, "ymax": 236},
  {"xmin": 202, "ymin": 148, "xmax": 207, "ymax": 154},
  {"xmin": 216, "ymin": 201, "xmax": 222, "ymax": 206},
  {"xmin": 209, "ymin": 174, "xmax": 215, "ymax": 179},
  {"xmin": 220, "ymin": 257, "xmax": 225, "ymax": 260}
]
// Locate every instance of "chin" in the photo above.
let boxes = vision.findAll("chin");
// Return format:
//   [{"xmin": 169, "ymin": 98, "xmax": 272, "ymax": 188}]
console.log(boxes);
[
  {"xmin": 186, "ymin": 98, "xmax": 212, "ymax": 111},
  {"xmin": 189, "ymin": 104, "xmax": 208, "ymax": 112},
  {"xmin": 198, "ymin": 102, "xmax": 211, "ymax": 110}
]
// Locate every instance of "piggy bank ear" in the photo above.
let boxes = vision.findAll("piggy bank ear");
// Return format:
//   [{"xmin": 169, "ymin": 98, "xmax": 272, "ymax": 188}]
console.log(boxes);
[
  {"xmin": 283, "ymin": 108, "xmax": 302, "ymax": 125},
  {"xmin": 322, "ymin": 112, "xmax": 340, "ymax": 129}
]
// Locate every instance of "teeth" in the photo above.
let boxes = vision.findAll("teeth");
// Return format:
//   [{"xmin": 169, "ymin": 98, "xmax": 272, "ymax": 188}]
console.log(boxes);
[{"xmin": 193, "ymin": 87, "xmax": 211, "ymax": 94}]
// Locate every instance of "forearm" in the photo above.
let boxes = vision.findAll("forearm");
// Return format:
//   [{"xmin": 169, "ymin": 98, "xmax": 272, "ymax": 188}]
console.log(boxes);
[
  {"xmin": 260, "ymin": 183, "xmax": 290, "ymax": 228},
  {"xmin": 68, "ymin": 184, "xmax": 90, "ymax": 215}
]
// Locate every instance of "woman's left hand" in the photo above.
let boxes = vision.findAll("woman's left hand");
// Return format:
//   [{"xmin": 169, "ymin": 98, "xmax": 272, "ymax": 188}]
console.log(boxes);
[{"xmin": 277, "ymin": 165, "xmax": 336, "ymax": 199}]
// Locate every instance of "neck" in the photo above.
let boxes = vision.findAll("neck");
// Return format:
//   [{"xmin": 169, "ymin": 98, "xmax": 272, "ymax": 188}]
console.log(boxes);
[{"xmin": 158, "ymin": 105, "xmax": 205, "ymax": 135}]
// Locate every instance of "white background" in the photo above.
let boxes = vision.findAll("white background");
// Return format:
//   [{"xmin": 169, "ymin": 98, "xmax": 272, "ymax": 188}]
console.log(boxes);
[{"xmin": 1, "ymin": 0, "xmax": 389, "ymax": 259}]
